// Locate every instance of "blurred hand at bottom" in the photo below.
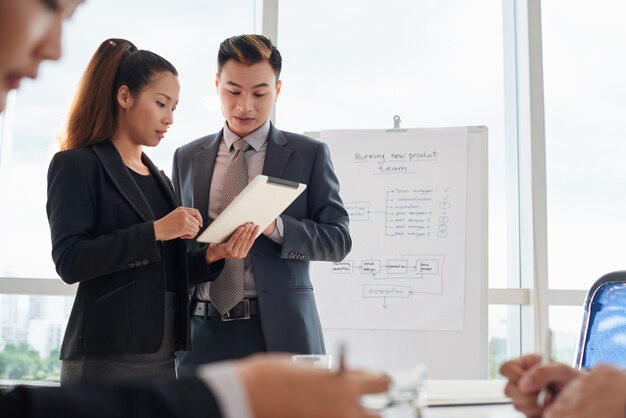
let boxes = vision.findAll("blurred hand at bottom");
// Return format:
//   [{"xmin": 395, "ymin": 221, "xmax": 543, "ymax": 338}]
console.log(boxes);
[
  {"xmin": 544, "ymin": 365, "xmax": 626, "ymax": 418},
  {"xmin": 235, "ymin": 354, "xmax": 390, "ymax": 418},
  {"xmin": 500, "ymin": 354, "xmax": 580, "ymax": 418}
]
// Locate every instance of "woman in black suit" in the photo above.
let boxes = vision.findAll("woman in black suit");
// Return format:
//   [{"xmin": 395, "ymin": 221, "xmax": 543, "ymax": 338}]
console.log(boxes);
[{"xmin": 46, "ymin": 38, "xmax": 258, "ymax": 385}]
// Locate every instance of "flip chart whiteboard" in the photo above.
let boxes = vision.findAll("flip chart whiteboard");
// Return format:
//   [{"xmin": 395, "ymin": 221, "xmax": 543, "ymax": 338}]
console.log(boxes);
[{"xmin": 310, "ymin": 126, "xmax": 488, "ymax": 378}]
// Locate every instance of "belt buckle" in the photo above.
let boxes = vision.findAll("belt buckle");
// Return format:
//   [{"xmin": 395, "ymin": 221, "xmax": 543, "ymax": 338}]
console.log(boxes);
[{"xmin": 221, "ymin": 299, "xmax": 250, "ymax": 321}]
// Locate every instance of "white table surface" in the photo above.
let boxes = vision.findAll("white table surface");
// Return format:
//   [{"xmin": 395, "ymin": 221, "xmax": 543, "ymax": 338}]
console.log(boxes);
[
  {"xmin": 375, "ymin": 379, "xmax": 523, "ymax": 418},
  {"xmin": 425, "ymin": 403, "xmax": 524, "ymax": 418}
]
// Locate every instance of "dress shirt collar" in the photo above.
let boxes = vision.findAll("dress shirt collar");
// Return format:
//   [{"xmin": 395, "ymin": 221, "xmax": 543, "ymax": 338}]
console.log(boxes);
[{"xmin": 222, "ymin": 119, "xmax": 271, "ymax": 152}]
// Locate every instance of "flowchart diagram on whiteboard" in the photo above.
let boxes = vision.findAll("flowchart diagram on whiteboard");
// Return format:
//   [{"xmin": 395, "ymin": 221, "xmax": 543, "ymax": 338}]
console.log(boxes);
[{"xmin": 311, "ymin": 127, "xmax": 468, "ymax": 331}]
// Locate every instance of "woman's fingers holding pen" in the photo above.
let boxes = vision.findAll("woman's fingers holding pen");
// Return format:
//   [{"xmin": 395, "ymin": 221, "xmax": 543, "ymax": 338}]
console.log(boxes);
[
  {"xmin": 154, "ymin": 207, "xmax": 202, "ymax": 241},
  {"xmin": 178, "ymin": 207, "xmax": 203, "ymax": 239}
]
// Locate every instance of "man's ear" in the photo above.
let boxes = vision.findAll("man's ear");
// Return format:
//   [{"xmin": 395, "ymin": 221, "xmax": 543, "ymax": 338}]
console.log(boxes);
[
  {"xmin": 117, "ymin": 85, "xmax": 132, "ymax": 109},
  {"xmin": 215, "ymin": 72, "xmax": 220, "ymax": 92},
  {"xmin": 274, "ymin": 80, "xmax": 282, "ymax": 102}
]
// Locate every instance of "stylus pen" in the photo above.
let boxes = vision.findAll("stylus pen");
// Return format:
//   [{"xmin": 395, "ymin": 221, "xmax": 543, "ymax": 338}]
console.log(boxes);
[
  {"xmin": 337, "ymin": 343, "xmax": 346, "ymax": 373},
  {"xmin": 537, "ymin": 328, "xmax": 553, "ymax": 407}
]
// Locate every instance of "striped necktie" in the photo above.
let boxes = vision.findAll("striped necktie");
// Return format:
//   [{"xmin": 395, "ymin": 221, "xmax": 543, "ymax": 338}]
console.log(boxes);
[{"xmin": 209, "ymin": 139, "xmax": 251, "ymax": 314}]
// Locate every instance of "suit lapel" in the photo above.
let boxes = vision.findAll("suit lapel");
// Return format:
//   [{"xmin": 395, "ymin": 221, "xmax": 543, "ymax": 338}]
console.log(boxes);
[
  {"xmin": 193, "ymin": 132, "xmax": 222, "ymax": 224},
  {"xmin": 93, "ymin": 140, "xmax": 154, "ymax": 221},
  {"xmin": 263, "ymin": 123, "xmax": 291, "ymax": 178}
]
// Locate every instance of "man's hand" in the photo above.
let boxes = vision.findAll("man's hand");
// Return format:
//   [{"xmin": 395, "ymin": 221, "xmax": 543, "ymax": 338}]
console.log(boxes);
[
  {"xmin": 500, "ymin": 355, "xmax": 580, "ymax": 418},
  {"xmin": 205, "ymin": 223, "xmax": 259, "ymax": 263},
  {"xmin": 544, "ymin": 365, "xmax": 626, "ymax": 418},
  {"xmin": 262, "ymin": 219, "xmax": 277, "ymax": 236}
]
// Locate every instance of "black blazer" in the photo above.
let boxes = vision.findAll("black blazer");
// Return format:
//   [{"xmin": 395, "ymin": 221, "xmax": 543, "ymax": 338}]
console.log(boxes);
[
  {"xmin": 46, "ymin": 140, "xmax": 223, "ymax": 359},
  {"xmin": 1, "ymin": 376, "xmax": 223, "ymax": 418}
]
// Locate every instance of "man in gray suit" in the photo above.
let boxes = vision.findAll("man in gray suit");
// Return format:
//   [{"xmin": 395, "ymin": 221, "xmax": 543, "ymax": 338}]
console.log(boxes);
[{"xmin": 172, "ymin": 34, "xmax": 351, "ymax": 369}]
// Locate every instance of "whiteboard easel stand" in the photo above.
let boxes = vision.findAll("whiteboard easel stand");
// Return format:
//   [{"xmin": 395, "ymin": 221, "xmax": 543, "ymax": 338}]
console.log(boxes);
[{"xmin": 311, "ymin": 125, "xmax": 488, "ymax": 378}]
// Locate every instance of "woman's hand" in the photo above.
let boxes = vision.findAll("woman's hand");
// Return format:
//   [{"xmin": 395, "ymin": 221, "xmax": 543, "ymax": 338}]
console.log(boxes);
[
  {"xmin": 154, "ymin": 207, "xmax": 203, "ymax": 241},
  {"xmin": 205, "ymin": 223, "xmax": 259, "ymax": 263}
]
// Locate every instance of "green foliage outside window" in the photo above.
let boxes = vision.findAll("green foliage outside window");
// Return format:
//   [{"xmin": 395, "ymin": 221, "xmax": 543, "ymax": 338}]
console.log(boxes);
[{"xmin": 0, "ymin": 343, "xmax": 60, "ymax": 381}]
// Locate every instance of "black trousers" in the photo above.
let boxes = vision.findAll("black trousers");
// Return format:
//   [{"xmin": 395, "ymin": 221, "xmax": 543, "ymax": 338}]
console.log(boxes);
[{"xmin": 176, "ymin": 313, "xmax": 266, "ymax": 376}]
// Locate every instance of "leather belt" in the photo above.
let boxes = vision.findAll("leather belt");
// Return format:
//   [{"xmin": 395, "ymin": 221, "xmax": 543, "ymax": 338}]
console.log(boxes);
[{"xmin": 192, "ymin": 298, "xmax": 258, "ymax": 321}]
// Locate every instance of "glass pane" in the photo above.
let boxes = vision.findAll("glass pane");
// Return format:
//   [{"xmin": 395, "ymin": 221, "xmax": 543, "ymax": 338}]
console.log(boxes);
[
  {"xmin": 542, "ymin": 0, "xmax": 626, "ymax": 290},
  {"xmin": 0, "ymin": 0, "xmax": 256, "ymax": 279},
  {"xmin": 490, "ymin": 305, "xmax": 521, "ymax": 379},
  {"xmin": 0, "ymin": 295, "xmax": 73, "ymax": 382},
  {"xmin": 549, "ymin": 306, "xmax": 584, "ymax": 366},
  {"xmin": 276, "ymin": 0, "xmax": 508, "ymax": 287}
]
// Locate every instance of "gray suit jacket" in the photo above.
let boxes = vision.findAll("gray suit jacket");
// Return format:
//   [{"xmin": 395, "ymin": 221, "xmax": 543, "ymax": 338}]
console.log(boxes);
[{"xmin": 171, "ymin": 123, "xmax": 351, "ymax": 353}]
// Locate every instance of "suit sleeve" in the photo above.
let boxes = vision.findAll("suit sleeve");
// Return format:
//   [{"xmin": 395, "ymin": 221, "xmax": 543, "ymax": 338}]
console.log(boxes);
[
  {"xmin": 0, "ymin": 377, "xmax": 223, "ymax": 418},
  {"xmin": 279, "ymin": 142, "xmax": 352, "ymax": 262},
  {"xmin": 46, "ymin": 152, "xmax": 161, "ymax": 284},
  {"xmin": 186, "ymin": 249, "xmax": 224, "ymax": 286}
]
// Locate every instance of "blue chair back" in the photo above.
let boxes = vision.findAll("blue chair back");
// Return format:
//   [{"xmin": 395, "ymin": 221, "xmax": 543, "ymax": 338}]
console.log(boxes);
[{"xmin": 575, "ymin": 271, "xmax": 626, "ymax": 369}]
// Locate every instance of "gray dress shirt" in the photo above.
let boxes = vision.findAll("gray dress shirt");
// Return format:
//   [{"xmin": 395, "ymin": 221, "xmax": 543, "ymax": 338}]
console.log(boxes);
[{"xmin": 196, "ymin": 119, "xmax": 284, "ymax": 301}]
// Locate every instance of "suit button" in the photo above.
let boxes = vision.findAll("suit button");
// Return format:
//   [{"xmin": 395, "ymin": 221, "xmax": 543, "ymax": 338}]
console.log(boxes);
[
  {"xmin": 288, "ymin": 252, "xmax": 295, "ymax": 259},
  {"xmin": 299, "ymin": 255, "xmax": 305, "ymax": 260},
  {"xmin": 128, "ymin": 263, "xmax": 135, "ymax": 269},
  {"xmin": 134, "ymin": 261, "xmax": 142, "ymax": 267},
  {"xmin": 142, "ymin": 259, "xmax": 149, "ymax": 266}
]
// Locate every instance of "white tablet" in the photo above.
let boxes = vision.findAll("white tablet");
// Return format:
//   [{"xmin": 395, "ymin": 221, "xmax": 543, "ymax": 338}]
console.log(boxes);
[{"xmin": 196, "ymin": 175, "xmax": 307, "ymax": 244}]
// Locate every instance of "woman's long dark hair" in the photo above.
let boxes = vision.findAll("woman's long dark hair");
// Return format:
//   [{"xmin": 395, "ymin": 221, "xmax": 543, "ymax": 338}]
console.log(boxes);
[{"xmin": 60, "ymin": 38, "xmax": 177, "ymax": 150}]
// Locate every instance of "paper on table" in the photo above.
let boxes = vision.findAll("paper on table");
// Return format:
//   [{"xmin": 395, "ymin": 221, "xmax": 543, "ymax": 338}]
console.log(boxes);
[
  {"xmin": 426, "ymin": 380, "xmax": 510, "ymax": 406},
  {"xmin": 196, "ymin": 174, "xmax": 306, "ymax": 244}
]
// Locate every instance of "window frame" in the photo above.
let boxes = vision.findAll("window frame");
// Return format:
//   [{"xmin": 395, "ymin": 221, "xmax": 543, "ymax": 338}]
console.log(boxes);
[{"xmin": 0, "ymin": 0, "xmax": 585, "ymax": 376}]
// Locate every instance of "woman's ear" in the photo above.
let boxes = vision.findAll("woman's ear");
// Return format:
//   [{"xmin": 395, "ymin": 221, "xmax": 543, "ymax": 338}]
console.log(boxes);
[{"xmin": 117, "ymin": 85, "xmax": 132, "ymax": 109}]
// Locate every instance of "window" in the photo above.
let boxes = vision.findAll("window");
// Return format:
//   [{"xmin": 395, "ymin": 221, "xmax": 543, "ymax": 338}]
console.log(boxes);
[
  {"xmin": 277, "ymin": 0, "xmax": 514, "ymax": 376},
  {"xmin": 2, "ymin": 0, "xmax": 606, "ymax": 382},
  {"xmin": 0, "ymin": 0, "xmax": 257, "ymax": 381},
  {"xmin": 0, "ymin": 295, "xmax": 72, "ymax": 381},
  {"xmin": 542, "ymin": 0, "xmax": 626, "ymax": 361}
]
